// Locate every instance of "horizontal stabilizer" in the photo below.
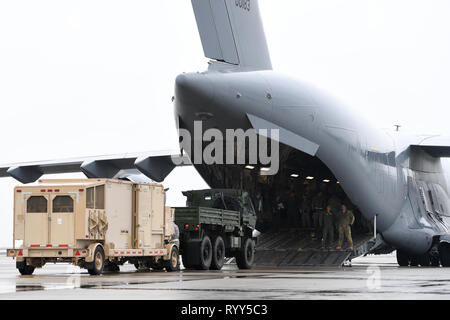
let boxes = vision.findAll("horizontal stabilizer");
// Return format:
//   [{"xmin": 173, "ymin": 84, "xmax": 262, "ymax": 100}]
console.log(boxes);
[
  {"xmin": 191, "ymin": 0, "xmax": 272, "ymax": 70},
  {"xmin": 413, "ymin": 146, "xmax": 450, "ymax": 158},
  {"xmin": 411, "ymin": 135, "xmax": 450, "ymax": 158}
]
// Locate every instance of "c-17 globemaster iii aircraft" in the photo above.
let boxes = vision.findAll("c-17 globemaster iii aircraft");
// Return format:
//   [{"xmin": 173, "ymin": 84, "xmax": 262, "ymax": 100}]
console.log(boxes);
[{"xmin": 2, "ymin": 0, "xmax": 450, "ymax": 267}]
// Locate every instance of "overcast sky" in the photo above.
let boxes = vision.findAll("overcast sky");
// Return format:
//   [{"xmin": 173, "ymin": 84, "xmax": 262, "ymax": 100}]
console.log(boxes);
[{"xmin": 1, "ymin": 0, "xmax": 450, "ymax": 247}]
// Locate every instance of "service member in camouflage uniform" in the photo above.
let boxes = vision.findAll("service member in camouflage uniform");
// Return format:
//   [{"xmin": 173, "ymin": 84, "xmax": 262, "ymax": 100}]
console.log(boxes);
[
  {"xmin": 300, "ymin": 194, "xmax": 312, "ymax": 228},
  {"xmin": 311, "ymin": 191, "xmax": 326, "ymax": 239},
  {"xmin": 336, "ymin": 204, "xmax": 355, "ymax": 251},
  {"xmin": 320, "ymin": 205, "xmax": 335, "ymax": 249}
]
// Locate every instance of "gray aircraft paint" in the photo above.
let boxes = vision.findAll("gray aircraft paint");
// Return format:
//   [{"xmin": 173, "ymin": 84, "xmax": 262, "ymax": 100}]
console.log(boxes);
[
  {"xmin": 174, "ymin": 0, "xmax": 450, "ymax": 256},
  {"xmin": 1, "ymin": 0, "xmax": 450, "ymax": 257}
]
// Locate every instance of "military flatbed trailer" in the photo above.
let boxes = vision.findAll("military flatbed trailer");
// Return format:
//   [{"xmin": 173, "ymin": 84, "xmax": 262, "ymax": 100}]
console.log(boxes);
[{"xmin": 175, "ymin": 189, "xmax": 257, "ymax": 270}]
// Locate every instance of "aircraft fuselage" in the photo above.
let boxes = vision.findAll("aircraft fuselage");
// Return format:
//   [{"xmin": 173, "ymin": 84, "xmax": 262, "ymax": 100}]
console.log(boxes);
[{"xmin": 175, "ymin": 68, "xmax": 450, "ymax": 255}]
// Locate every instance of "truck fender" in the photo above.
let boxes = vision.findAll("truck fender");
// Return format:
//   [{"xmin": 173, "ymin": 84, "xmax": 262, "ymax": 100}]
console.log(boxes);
[
  {"xmin": 85, "ymin": 243, "xmax": 104, "ymax": 263},
  {"xmin": 163, "ymin": 243, "xmax": 178, "ymax": 261}
]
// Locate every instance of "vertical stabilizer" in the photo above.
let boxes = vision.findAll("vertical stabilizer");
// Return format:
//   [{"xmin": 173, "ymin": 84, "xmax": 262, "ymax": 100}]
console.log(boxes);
[{"xmin": 191, "ymin": 0, "xmax": 272, "ymax": 70}]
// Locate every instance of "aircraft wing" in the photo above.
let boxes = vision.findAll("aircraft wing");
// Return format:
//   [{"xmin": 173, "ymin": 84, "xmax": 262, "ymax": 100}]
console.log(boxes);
[
  {"xmin": 0, "ymin": 150, "xmax": 191, "ymax": 184},
  {"xmin": 411, "ymin": 135, "xmax": 450, "ymax": 158}
]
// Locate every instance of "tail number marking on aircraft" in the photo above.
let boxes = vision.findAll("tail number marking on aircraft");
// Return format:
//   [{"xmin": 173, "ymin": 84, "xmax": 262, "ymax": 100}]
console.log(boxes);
[{"xmin": 235, "ymin": 0, "xmax": 250, "ymax": 12}]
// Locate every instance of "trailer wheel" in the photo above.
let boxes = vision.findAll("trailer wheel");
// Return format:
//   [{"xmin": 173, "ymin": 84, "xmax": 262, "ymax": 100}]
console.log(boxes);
[
  {"xmin": 197, "ymin": 235, "xmax": 212, "ymax": 270},
  {"xmin": 211, "ymin": 236, "xmax": 225, "ymax": 270},
  {"xmin": 166, "ymin": 246, "xmax": 180, "ymax": 272},
  {"xmin": 17, "ymin": 262, "xmax": 35, "ymax": 276},
  {"xmin": 88, "ymin": 246, "xmax": 105, "ymax": 275},
  {"xmin": 236, "ymin": 238, "xmax": 255, "ymax": 270}
]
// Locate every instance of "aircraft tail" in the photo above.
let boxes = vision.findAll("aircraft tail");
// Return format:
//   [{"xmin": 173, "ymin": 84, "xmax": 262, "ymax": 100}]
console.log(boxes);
[{"xmin": 191, "ymin": 0, "xmax": 272, "ymax": 70}]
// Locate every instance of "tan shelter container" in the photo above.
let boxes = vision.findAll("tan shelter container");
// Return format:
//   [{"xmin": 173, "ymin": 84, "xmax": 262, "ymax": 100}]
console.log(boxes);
[{"xmin": 7, "ymin": 179, "xmax": 179, "ymax": 275}]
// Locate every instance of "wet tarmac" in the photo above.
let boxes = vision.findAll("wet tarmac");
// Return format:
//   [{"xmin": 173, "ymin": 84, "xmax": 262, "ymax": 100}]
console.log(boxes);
[{"xmin": 1, "ymin": 253, "xmax": 450, "ymax": 299}]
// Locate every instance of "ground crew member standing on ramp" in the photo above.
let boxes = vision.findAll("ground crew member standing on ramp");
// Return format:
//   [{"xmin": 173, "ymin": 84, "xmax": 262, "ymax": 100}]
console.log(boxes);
[{"xmin": 336, "ymin": 204, "xmax": 355, "ymax": 251}]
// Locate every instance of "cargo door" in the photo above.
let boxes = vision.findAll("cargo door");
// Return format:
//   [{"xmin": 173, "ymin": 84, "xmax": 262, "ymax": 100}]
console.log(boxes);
[
  {"xmin": 50, "ymin": 195, "xmax": 75, "ymax": 246},
  {"xmin": 150, "ymin": 187, "xmax": 165, "ymax": 248},
  {"xmin": 24, "ymin": 195, "xmax": 49, "ymax": 246},
  {"xmin": 136, "ymin": 185, "xmax": 152, "ymax": 248}
]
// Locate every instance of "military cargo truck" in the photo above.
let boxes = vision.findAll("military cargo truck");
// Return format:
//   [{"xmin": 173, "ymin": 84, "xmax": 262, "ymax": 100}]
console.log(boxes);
[
  {"xmin": 174, "ymin": 189, "xmax": 257, "ymax": 270},
  {"xmin": 7, "ymin": 179, "xmax": 179, "ymax": 275}
]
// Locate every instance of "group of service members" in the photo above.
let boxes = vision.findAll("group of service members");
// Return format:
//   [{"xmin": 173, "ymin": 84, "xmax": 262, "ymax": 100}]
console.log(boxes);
[{"xmin": 255, "ymin": 185, "xmax": 373, "ymax": 251}]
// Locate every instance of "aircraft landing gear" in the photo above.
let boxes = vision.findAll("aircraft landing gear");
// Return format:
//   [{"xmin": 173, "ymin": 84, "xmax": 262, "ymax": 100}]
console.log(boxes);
[
  {"xmin": 396, "ymin": 250, "xmax": 410, "ymax": 267},
  {"xmin": 397, "ymin": 250, "xmax": 436, "ymax": 267},
  {"xmin": 438, "ymin": 242, "xmax": 450, "ymax": 267}
]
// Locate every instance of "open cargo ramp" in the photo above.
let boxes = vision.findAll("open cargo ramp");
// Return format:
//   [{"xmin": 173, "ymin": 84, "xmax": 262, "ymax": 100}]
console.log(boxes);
[{"xmin": 254, "ymin": 229, "xmax": 375, "ymax": 267}]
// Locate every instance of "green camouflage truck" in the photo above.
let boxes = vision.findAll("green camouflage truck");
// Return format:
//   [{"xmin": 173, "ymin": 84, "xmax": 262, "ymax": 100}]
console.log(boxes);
[{"xmin": 174, "ymin": 189, "xmax": 257, "ymax": 270}]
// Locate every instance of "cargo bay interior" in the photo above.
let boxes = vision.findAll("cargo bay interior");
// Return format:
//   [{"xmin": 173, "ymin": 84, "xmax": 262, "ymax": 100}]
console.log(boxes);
[{"xmin": 194, "ymin": 143, "xmax": 375, "ymax": 266}]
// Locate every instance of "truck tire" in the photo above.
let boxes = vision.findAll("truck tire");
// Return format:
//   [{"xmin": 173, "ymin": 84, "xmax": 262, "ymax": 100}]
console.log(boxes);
[
  {"xmin": 197, "ymin": 235, "xmax": 212, "ymax": 270},
  {"xmin": 182, "ymin": 257, "xmax": 194, "ymax": 270},
  {"xmin": 211, "ymin": 236, "xmax": 225, "ymax": 270},
  {"xmin": 17, "ymin": 261, "xmax": 35, "ymax": 276},
  {"xmin": 166, "ymin": 246, "xmax": 180, "ymax": 272},
  {"xmin": 87, "ymin": 246, "xmax": 105, "ymax": 276},
  {"xmin": 181, "ymin": 242, "xmax": 200, "ymax": 269},
  {"xmin": 236, "ymin": 238, "xmax": 255, "ymax": 270}
]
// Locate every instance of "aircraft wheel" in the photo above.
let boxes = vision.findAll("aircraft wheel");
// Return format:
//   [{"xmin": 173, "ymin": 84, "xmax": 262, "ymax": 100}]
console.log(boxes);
[
  {"xmin": 418, "ymin": 254, "xmax": 431, "ymax": 267},
  {"xmin": 396, "ymin": 250, "xmax": 410, "ymax": 267},
  {"xmin": 236, "ymin": 238, "xmax": 255, "ymax": 270},
  {"xmin": 197, "ymin": 235, "xmax": 212, "ymax": 270},
  {"xmin": 409, "ymin": 256, "xmax": 419, "ymax": 267},
  {"xmin": 439, "ymin": 242, "xmax": 450, "ymax": 267},
  {"xmin": 430, "ymin": 255, "xmax": 440, "ymax": 267},
  {"xmin": 210, "ymin": 236, "xmax": 225, "ymax": 270}
]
